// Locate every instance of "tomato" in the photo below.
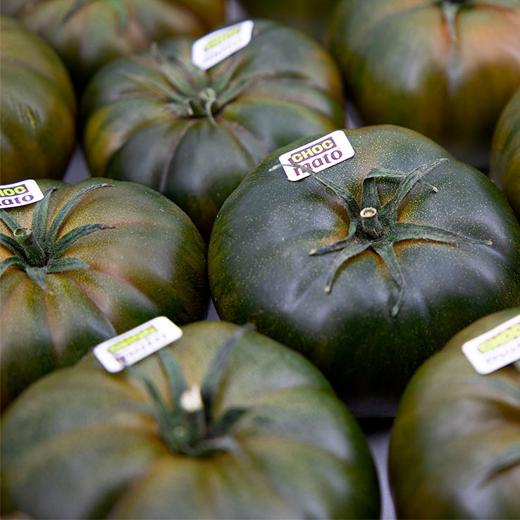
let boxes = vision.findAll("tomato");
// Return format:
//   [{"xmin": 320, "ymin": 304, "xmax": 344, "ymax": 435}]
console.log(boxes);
[
  {"xmin": 491, "ymin": 88, "xmax": 520, "ymax": 217},
  {"xmin": 1, "ymin": 0, "xmax": 225, "ymax": 87},
  {"xmin": 82, "ymin": 20, "xmax": 345, "ymax": 237},
  {"xmin": 328, "ymin": 0, "xmax": 520, "ymax": 168},
  {"xmin": 208, "ymin": 125, "xmax": 520, "ymax": 415},
  {"xmin": 0, "ymin": 178, "xmax": 208, "ymax": 409},
  {"xmin": 389, "ymin": 308, "xmax": 520, "ymax": 518},
  {"xmin": 1, "ymin": 321, "xmax": 380, "ymax": 519},
  {"xmin": 239, "ymin": 0, "xmax": 340, "ymax": 40},
  {"xmin": 0, "ymin": 17, "xmax": 75, "ymax": 184}
]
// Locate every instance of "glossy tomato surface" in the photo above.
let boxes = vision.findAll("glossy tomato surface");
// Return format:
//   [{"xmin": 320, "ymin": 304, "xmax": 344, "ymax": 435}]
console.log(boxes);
[
  {"xmin": 209, "ymin": 125, "xmax": 520, "ymax": 414},
  {"xmin": 1, "ymin": 0, "xmax": 225, "ymax": 86},
  {"xmin": 389, "ymin": 308, "xmax": 520, "ymax": 518},
  {"xmin": 328, "ymin": 0, "xmax": 520, "ymax": 167},
  {"xmin": 491, "ymin": 88, "xmax": 520, "ymax": 217},
  {"xmin": 0, "ymin": 178, "xmax": 207, "ymax": 408},
  {"xmin": 0, "ymin": 17, "xmax": 76, "ymax": 183},
  {"xmin": 82, "ymin": 20, "xmax": 345, "ymax": 237},
  {"xmin": 1, "ymin": 321, "xmax": 380, "ymax": 519}
]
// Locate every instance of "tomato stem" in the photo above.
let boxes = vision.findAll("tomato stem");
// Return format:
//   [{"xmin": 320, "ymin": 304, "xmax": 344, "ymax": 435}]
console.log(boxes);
[
  {"xmin": 302, "ymin": 158, "xmax": 493, "ymax": 317},
  {"xmin": 13, "ymin": 228, "xmax": 46, "ymax": 267},
  {"xmin": 138, "ymin": 325, "xmax": 254, "ymax": 457},
  {"xmin": 360, "ymin": 207, "xmax": 384, "ymax": 239}
]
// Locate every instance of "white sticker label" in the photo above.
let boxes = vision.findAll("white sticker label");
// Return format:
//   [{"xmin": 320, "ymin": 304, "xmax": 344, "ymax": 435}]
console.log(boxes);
[
  {"xmin": 462, "ymin": 315, "xmax": 520, "ymax": 374},
  {"xmin": 0, "ymin": 180, "xmax": 44, "ymax": 208},
  {"xmin": 94, "ymin": 317, "xmax": 183, "ymax": 373},
  {"xmin": 278, "ymin": 130, "xmax": 355, "ymax": 182},
  {"xmin": 192, "ymin": 20, "xmax": 254, "ymax": 70}
]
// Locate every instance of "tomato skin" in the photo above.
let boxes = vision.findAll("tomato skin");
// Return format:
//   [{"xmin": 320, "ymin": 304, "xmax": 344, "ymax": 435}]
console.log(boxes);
[
  {"xmin": 0, "ymin": 178, "xmax": 208, "ymax": 409},
  {"xmin": 389, "ymin": 308, "xmax": 520, "ymax": 518},
  {"xmin": 1, "ymin": 0, "xmax": 225, "ymax": 87},
  {"xmin": 1, "ymin": 321, "xmax": 380, "ymax": 519},
  {"xmin": 0, "ymin": 18, "xmax": 76, "ymax": 184},
  {"xmin": 328, "ymin": 0, "xmax": 520, "ymax": 168},
  {"xmin": 208, "ymin": 125, "xmax": 520, "ymax": 415},
  {"xmin": 491, "ymin": 89, "xmax": 520, "ymax": 218},
  {"xmin": 240, "ymin": 0, "xmax": 340, "ymax": 40},
  {"xmin": 81, "ymin": 20, "xmax": 345, "ymax": 237}
]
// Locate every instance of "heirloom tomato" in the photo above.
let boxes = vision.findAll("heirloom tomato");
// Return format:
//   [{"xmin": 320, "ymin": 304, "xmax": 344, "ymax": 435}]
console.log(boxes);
[
  {"xmin": 82, "ymin": 20, "xmax": 344, "ymax": 237},
  {"xmin": 209, "ymin": 125, "xmax": 520, "ymax": 415},
  {"xmin": 1, "ymin": 321, "xmax": 380, "ymax": 519},
  {"xmin": 0, "ymin": 178, "xmax": 207, "ymax": 409},
  {"xmin": 328, "ymin": 0, "xmax": 520, "ymax": 167},
  {"xmin": 389, "ymin": 308, "xmax": 520, "ymax": 518}
]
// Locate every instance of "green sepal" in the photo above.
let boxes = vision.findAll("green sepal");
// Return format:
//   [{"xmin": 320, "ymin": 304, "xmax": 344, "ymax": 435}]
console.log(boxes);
[
  {"xmin": 201, "ymin": 324, "xmax": 254, "ymax": 423},
  {"xmin": 53, "ymin": 224, "xmax": 113, "ymax": 258},
  {"xmin": 31, "ymin": 188, "xmax": 57, "ymax": 249},
  {"xmin": 323, "ymin": 239, "xmax": 371, "ymax": 294},
  {"xmin": 0, "ymin": 233, "xmax": 27, "ymax": 260},
  {"xmin": 372, "ymin": 242, "xmax": 405, "ymax": 317},
  {"xmin": 157, "ymin": 349, "xmax": 188, "ymax": 410},
  {"xmin": 25, "ymin": 266, "xmax": 48, "ymax": 290},
  {"xmin": 47, "ymin": 183, "xmax": 111, "ymax": 244},
  {"xmin": 0, "ymin": 256, "xmax": 26, "ymax": 277},
  {"xmin": 382, "ymin": 158, "xmax": 447, "ymax": 218},
  {"xmin": 209, "ymin": 407, "xmax": 248, "ymax": 438},
  {"xmin": 307, "ymin": 158, "xmax": 491, "ymax": 317},
  {"xmin": 46, "ymin": 257, "xmax": 90, "ymax": 273},
  {"xmin": 133, "ymin": 325, "xmax": 255, "ymax": 457},
  {"xmin": 0, "ymin": 210, "xmax": 20, "ymax": 234}
]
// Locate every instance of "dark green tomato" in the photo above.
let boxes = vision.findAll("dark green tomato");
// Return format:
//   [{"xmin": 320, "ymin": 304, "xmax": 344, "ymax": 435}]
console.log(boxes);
[
  {"xmin": 328, "ymin": 0, "xmax": 520, "ymax": 168},
  {"xmin": 1, "ymin": 0, "xmax": 225, "ymax": 88},
  {"xmin": 0, "ymin": 178, "xmax": 207, "ymax": 409},
  {"xmin": 491, "ymin": 88, "xmax": 520, "ymax": 217},
  {"xmin": 389, "ymin": 308, "xmax": 520, "ymax": 518},
  {"xmin": 208, "ymin": 125, "xmax": 520, "ymax": 415},
  {"xmin": 0, "ymin": 17, "xmax": 76, "ymax": 184},
  {"xmin": 240, "ymin": 0, "xmax": 340, "ymax": 41},
  {"xmin": 1, "ymin": 321, "xmax": 380, "ymax": 519},
  {"xmin": 82, "ymin": 20, "xmax": 345, "ymax": 238}
]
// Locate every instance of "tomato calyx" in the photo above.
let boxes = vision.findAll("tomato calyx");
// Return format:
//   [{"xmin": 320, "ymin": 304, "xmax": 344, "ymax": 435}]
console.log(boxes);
[
  {"xmin": 123, "ymin": 43, "xmax": 254, "ymax": 126},
  {"xmin": 0, "ymin": 183, "xmax": 114, "ymax": 290},
  {"xmin": 136, "ymin": 325, "xmax": 254, "ymax": 457},
  {"xmin": 301, "ymin": 158, "xmax": 492, "ymax": 317}
]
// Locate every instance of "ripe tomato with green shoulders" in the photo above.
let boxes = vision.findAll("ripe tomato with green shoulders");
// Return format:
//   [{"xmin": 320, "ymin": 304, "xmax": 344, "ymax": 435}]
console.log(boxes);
[
  {"xmin": 82, "ymin": 20, "xmax": 345, "ymax": 237},
  {"xmin": 0, "ymin": 178, "xmax": 208, "ymax": 409},
  {"xmin": 209, "ymin": 125, "xmax": 520, "ymax": 415},
  {"xmin": 328, "ymin": 0, "xmax": 520, "ymax": 167},
  {"xmin": 1, "ymin": 321, "xmax": 380, "ymax": 519},
  {"xmin": 389, "ymin": 308, "xmax": 520, "ymax": 518}
]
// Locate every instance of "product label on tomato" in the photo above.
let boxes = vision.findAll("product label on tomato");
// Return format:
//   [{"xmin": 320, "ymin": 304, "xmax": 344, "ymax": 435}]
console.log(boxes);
[
  {"xmin": 94, "ymin": 317, "xmax": 183, "ymax": 373},
  {"xmin": 0, "ymin": 180, "xmax": 44, "ymax": 208},
  {"xmin": 192, "ymin": 20, "xmax": 254, "ymax": 70},
  {"xmin": 278, "ymin": 130, "xmax": 355, "ymax": 182},
  {"xmin": 462, "ymin": 315, "xmax": 520, "ymax": 374}
]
